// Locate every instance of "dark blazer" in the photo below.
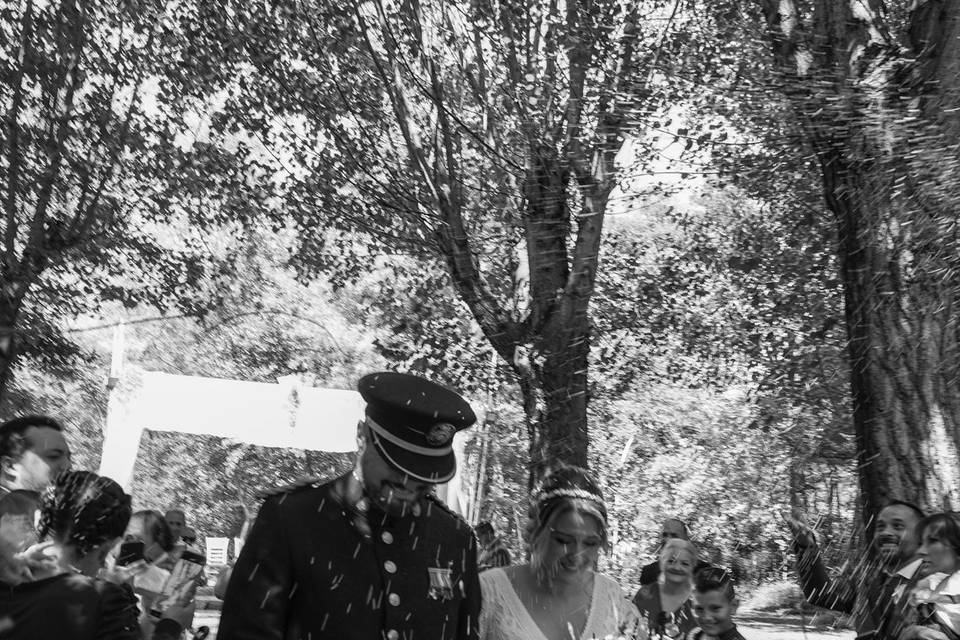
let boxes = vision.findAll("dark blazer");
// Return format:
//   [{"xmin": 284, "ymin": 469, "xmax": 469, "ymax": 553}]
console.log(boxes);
[
  {"xmin": 218, "ymin": 474, "xmax": 481, "ymax": 640},
  {"xmin": 793, "ymin": 543, "xmax": 921, "ymax": 639},
  {"xmin": 0, "ymin": 573, "xmax": 139, "ymax": 640}
]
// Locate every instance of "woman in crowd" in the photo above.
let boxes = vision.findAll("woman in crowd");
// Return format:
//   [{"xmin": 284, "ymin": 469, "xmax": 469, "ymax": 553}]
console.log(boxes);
[
  {"xmin": 125, "ymin": 510, "xmax": 176, "ymax": 568},
  {"xmin": 900, "ymin": 512, "xmax": 960, "ymax": 640},
  {"xmin": 0, "ymin": 470, "xmax": 139, "ymax": 639},
  {"xmin": 633, "ymin": 538, "xmax": 699, "ymax": 639},
  {"xmin": 478, "ymin": 464, "xmax": 643, "ymax": 640},
  {"xmin": 121, "ymin": 509, "xmax": 177, "ymax": 637}
]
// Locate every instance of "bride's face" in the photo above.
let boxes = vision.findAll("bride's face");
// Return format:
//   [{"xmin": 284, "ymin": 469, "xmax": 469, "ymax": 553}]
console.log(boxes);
[{"xmin": 544, "ymin": 509, "xmax": 603, "ymax": 575}]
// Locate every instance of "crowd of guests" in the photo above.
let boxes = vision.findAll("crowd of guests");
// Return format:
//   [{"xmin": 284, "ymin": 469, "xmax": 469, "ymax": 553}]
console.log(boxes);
[
  {"xmin": 3, "ymin": 372, "xmax": 960, "ymax": 640},
  {"xmin": 786, "ymin": 502, "xmax": 960, "ymax": 639},
  {"xmin": 474, "ymin": 482, "xmax": 745, "ymax": 640},
  {"xmin": 0, "ymin": 415, "xmax": 212, "ymax": 639},
  {"xmin": 473, "ymin": 484, "xmax": 960, "ymax": 640}
]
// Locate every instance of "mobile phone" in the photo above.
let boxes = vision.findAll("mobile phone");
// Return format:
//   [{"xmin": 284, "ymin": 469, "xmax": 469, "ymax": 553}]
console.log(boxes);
[{"xmin": 116, "ymin": 540, "xmax": 145, "ymax": 566}]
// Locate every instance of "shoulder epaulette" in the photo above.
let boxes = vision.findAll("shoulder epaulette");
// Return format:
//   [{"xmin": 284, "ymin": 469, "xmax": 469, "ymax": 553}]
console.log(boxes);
[
  {"xmin": 257, "ymin": 475, "xmax": 324, "ymax": 500},
  {"xmin": 425, "ymin": 494, "xmax": 472, "ymax": 529}
]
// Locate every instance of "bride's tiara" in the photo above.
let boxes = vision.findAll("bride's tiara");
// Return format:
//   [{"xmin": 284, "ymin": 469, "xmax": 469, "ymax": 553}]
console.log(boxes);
[{"xmin": 534, "ymin": 488, "xmax": 604, "ymax": 506}]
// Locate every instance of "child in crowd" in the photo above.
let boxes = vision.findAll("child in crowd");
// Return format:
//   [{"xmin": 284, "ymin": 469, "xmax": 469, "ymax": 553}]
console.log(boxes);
[{"xmin": 686, "ymin": 567, "xmax": 746, "ymax": 640}]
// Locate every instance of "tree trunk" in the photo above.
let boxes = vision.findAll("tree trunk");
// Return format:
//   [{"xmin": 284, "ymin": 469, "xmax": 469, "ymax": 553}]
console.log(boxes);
[
  {"xmin": 761, "ymin": 0, "xmax": 960, "ymax": 518},
  {"xmin": 0, "ymin": 295, "xmax": 24, "ymax": 403},
  {"xmin": 527, "ymin": 318, "xmax": 591, "ymax": 478},
  {"xmin": 823, "ymin": 151, "xmax": 960, "ymax": 515},
  {"xmin": 357, "ymin": 0, "xmax": 628, "ymax": 489},
  {"xmin": 515, "ymin": 145, "xmax": 608, "ymax": 484}
]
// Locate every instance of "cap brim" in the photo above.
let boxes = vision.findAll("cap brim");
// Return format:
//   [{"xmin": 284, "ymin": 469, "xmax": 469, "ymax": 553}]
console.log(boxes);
[{"xmin": 370, "ymin": 428, "xmax": 455, "ymax": 484}]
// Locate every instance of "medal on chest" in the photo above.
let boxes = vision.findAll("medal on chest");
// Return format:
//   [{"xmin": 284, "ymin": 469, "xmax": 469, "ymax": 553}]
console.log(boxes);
[{"xmin": 427, "ymin": 564, "xmax": 455, "ymax": 601}]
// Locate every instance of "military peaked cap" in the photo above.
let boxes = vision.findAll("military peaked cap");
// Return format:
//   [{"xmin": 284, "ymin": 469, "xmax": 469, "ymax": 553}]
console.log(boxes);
[{"xmin": 358, "ymin": 371, "xmax": 476, "ymax": 483}]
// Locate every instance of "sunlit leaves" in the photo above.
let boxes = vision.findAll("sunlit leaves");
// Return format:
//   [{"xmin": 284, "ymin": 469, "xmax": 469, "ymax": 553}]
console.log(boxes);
[{"xmin": 0, "ymin": 0, "xmax": 284, "ymax": 396}]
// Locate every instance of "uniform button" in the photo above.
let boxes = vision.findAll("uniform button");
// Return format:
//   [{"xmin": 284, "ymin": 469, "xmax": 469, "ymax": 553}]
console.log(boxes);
[
  {"xmin": 386, "ymin": 630, "xmax": 399, "ymax": 640},
  {"xmin": 388, "ymin": 592, "xmax": 400, "ymax": 606},
  {"xmin": 381, "ymin": 531, "xmax": 394, "ymax": 544},
  {"xmin": 384, "ymin": 560, "xmax": 397, "ymax": 574}
]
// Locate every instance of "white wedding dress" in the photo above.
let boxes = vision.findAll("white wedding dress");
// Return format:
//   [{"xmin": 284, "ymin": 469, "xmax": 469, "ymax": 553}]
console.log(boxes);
[{"xmin": 479, "ymin": 567, "xmax": 641, "ymax": 640}]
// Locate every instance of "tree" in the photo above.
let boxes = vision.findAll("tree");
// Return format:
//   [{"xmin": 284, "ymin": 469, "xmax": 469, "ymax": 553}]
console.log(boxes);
[
  {"xmin": 587, "ymin": 185, "xmax": 858, "ymax": 568},
  {"xmin": 215, "ymin": 0, "xmax": 720, "ymax": 479},
  {"xmin": 123, "ymin": 225, "xmax": 386, "ymax": 386},
  {"xmin": 728, "ymin": 0, "xmax": 960, "ymax": 516},
  {"xmin": 0, "ymin": 0, "xmax": 268, "ymax": 403}
]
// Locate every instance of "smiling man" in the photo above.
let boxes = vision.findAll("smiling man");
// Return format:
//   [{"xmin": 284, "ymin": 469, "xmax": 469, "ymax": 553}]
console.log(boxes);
[
  {"xmin": 218, "ymin": 371, "xmax": 480, "ymax": 640},
  {"xmin": 786, "ymin": 500, "xmax": 924, "ymax": 639},
  {"xmin": 0, "ymin": 415, "xmax": 70, "ymax": 496}
]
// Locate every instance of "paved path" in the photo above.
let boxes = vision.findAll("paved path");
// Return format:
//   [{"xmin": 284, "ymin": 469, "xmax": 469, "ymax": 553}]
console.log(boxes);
[{"xmin": 737, "ymin": 613, "xmax": 854, "ymax": 640}]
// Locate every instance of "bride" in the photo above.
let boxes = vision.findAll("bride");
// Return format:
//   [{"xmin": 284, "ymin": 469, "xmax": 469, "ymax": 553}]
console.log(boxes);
[{"xmin": 479, "ymin": 465, "xmax": 644, "ymax": 640}]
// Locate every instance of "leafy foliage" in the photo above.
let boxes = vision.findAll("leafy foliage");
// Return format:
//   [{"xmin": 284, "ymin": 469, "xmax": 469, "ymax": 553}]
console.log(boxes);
[
  {"xmin": 0, "ymin": 0, "xmax": 277, "ymax": 400},
  {"xmin": 130, "ymin": 431, "xmax": 352, "ymax": 537},
  {"xmin": 18, "ymin": 0, "xmax": 960, "ymax": 583}
]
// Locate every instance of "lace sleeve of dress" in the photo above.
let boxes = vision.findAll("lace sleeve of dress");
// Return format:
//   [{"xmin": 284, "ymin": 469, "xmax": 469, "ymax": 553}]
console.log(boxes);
[
  {"xmin": 94, "ymin": 580, "xmax": 141, "ymax": 640},
  {"xmin": 480, "ymin": 567, "xmax": 536, "ymax": 640},
  {"xmin": 589, "ymin": 573, "xmax": 644, "ymax": 639},
  {"xmin": 615, "ymin": 588, "xmax": 643, "ymax": 637}
]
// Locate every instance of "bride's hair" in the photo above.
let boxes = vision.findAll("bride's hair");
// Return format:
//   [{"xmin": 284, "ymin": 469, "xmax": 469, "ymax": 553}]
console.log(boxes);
[{"xmin": 525, "ymin": 464, "xmax": 608, "ymax": 588}]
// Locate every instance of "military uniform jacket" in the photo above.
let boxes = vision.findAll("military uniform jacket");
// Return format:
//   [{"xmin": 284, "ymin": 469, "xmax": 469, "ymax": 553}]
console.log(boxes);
[{"xmin": 217, "ymin": 474, "xmax": 481, "ymax": 640}]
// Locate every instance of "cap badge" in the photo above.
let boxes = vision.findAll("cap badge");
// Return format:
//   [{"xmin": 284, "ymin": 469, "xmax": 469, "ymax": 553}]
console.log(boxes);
[{"xmin": 425, "ymin": 422, "xmax": 455, "ymax": 446}]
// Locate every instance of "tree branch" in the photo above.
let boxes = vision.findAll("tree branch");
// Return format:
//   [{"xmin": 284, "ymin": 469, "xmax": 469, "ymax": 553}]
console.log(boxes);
[
  {"xmin": 3, "ymin": 0, "xmax": 36, "ymax": 270},
  {"xmin": 354, "ymin": 0, "xmax": 521, "ymax": 364},
  {"xmin": 21, "ymin": 0, "xmax": 88, "ymax": 281},
  {"xmin": 69, "ymin": 3, "xmax": 134, "ymax": 242},
  {"xmin": 67, "ymin": 23, "xmax": 159, "ymax": 256},
  {"xmin": 355, "ymin": 0, "xmax": 444, "ymax": 209},
  {"xmin": 560, "ymin": 0, "xmax": 589, "ymax": 156}
]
